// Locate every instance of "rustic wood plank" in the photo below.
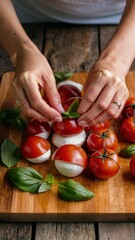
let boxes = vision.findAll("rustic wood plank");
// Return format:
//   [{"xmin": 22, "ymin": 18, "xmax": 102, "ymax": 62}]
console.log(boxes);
[
  {"xmin": 0, "ymin": 223, "xmax": 32, "ymax": 240},
  {"xmin": 44, "ymin": 24, "xmax": 99, "ymax": 72},
  {"xmin": 98, "ymin": 223, "xmax": 135, "ymax": 240},
  {"xmin": 35, "ymin": 223, "xmax": 95, "ymax": 240},
  {"xmin": 99, "ymin": 25, "xmax": 135, "ymax": 70}
]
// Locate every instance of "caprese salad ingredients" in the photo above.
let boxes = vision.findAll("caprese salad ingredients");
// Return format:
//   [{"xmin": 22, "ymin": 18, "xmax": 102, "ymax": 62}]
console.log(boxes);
[{"xmin": 52, "ymin": 144, "xmax": 88, "ymax": 177}]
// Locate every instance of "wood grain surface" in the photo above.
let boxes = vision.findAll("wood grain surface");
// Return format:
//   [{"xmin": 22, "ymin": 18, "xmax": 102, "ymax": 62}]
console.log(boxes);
[{"xmin": 0, "ymin": 71, "xmax": 135, "ymax": 222}]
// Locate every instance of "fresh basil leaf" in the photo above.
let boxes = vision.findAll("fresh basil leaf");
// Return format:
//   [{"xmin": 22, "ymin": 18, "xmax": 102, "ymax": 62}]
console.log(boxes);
[
  {"xmin": 68, "ymin": 112, "xmax": 80, "ymax": 119},
  {"xmin": 45, "ymin": 173, "xmax": 55, "ymax": 184},
  {"xmin": 68, "ymin": 98, "xmax": 80, "ymax": 113},
  {"xmin": 8, "ymin": 167, "xmax": 44, "ymax": 193},
  {"xmin": 7, "ymin": 117, "xmax": 27, "ymax": 130},
  {"xmin": 119, "ymin": 144, "xmax": 135, "ymax": 158},
  {"xmin": 0, "ymin": 108, "xmax": 21, "ymax": 120},
  {"xmin": 54, "ymin": 71, "xmax": 73, "ymax": 83},
  {"xmin": 38, "ymin": 182, "xmax": 52, "ymax": 193},
  {"xmin": 58, "ymin": 179, "xmax": 94, "ymax": 201},
  {"xmin": 1, "ymin": 139, "xmax": 21, "ymax": 168},
  {"xmin": 62, "ymin": 98, "xmax": 80, "ymax": 119}
]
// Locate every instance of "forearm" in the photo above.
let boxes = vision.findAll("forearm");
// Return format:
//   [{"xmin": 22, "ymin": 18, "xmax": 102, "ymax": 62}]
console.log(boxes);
[
  {"xmin": 0, "ymin": 0, "xmax": 36, "ymax": 66},
  {"xmin": 99, "ymin": 0, "xmax": 135, "ymax": 77}
]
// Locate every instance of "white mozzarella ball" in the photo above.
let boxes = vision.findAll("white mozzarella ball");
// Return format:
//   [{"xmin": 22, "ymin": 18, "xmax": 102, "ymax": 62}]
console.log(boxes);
[
  {"xmin": 55, "ymin": 160, "xmax": 84, "ymax": 177},
  {"xmin": 52, "ymin": 130, "xmax": 86, "ymax": 147},
  {"xmin": 26, "ymin": 149, "xmax": 51, "ymax": 163}
]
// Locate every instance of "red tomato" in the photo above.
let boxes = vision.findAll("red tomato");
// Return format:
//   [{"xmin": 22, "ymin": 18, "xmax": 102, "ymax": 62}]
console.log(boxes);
[
  {"xmin": 53, "ymin": 118, "xmax": 83, "ymax": 136},
  {"xmin": 58, "ymin": 84, "xmax": 82, "ymax": 103},
  {"xmin": 52, "ymin": 144, "xmax": 88, "ymax": 167},
  {"xmin": 24, "ymin": 119, "xmax": 51, "ymax": 137},
  {"xmin": 85, "ymin": 120, "xmax": 110, "ymax": 134},
  {"xmin": 89, "ymin": 148, "xmax": 120, "ymax": 179},
  {"xmin": 121, "ymin": 117, "xmax": 135, "ymax": 142},
  {"xmin": 130, "ymin": 155, "xmax": 135, "ymax": 176},
  {"xmin": 121, "ymin": 97, "xmax": 135, "ymax": 118},
  {"xmin": 21, "ymin": 136, "xmax": 50, "ymax": 158},
  {"xmin": 63, "ymin": 97, "xmax": 81, "ymax": 111},
  {"xmin": 86, "ymin": 129, "xmax": 118, "ymax": 152}
]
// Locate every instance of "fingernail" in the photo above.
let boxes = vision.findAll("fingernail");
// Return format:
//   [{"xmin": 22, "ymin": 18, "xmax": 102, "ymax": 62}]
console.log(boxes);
[
  {"xmin": 54, "ymin": 116, "xmax": 62, "ymax": 122},
  {"xmin": 78, "ymin": 121, "xmax": 86, "ymax": 126},
  {"xmin": 58, "ymin": 104, "xmax": 65, "ymax": 113}
]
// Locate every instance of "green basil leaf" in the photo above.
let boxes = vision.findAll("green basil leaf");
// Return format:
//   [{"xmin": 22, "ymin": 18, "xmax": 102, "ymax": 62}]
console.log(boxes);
[
  {"xmin": 119, "ymin": 144, "xmax": 135, "ymax": 158},
  {"xmin": 62, "ymin": 98, "xmax": 80, "ymax": 119},
  {"xmin": 8, "ymin": 167, "xmax": 44, "ymax": 193},
  {"xmin": 1, "ymin": 139, "xmax": 21, "ymax": 168},
  {"xmin": 7, "ymin": 117, "xmax": 27, "ymax": 130},
  {"xmin": 45, "ymin": 173, "xmax": 55, "ymax": 184},
  {"xmin": 54, "ymin": 71, "xmax": 73, "ymax": 83},
  {"xmin": 0, "ymin": 108, "xmax": 21, "ymax": 120},
  {"xmin": 68, "ymin": 98, "xmax": 79, "ymax": 113},
  {"xmin": 68, "ymin": 112, "xmax": 80, "ymax": 119},
  {"xmin": 38, "ymin": 182, "xmax": 52, "ymax": 193},
  {"xmin": 58, "ymin": 179, "xmax": 94, "ymax": 201}
]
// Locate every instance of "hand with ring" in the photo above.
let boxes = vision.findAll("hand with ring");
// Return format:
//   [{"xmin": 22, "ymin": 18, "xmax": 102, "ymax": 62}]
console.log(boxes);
[
  {"xmin": 13, "ymin": 43, "xmax": 64, "ymax": 122},
  {"xmin": 77, "ymin": 63, "xmax": 129, "ymax": 127}
]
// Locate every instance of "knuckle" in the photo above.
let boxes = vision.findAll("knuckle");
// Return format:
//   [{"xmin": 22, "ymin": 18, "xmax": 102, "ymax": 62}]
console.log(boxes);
[
  {"xmin": 86, "ymin": 95, "xmax": 94, "ymax": 104},
  {"xmin": 107, "ymin": 109, "xmax": 117, "ymax": 118},
  {"xmin": 98, "ymin": 101, "xmax": 108, "ymax": 110}
]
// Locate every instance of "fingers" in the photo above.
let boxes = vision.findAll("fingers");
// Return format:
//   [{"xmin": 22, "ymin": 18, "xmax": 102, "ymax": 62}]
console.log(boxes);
[
  {"xmin": 13, "ymin": 72, "xmax": 63, "ymax": 122},
  {"xmin": 77, "ymin": 69, "xmax": 129, "ymax": 127}
]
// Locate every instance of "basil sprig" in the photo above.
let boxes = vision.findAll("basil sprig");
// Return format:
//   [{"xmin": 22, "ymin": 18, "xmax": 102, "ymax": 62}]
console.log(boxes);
[
  {"xmin": 54, "ymin": 71, "xmax": 73, "ymax": 83},
  {"xmin": 8, "ymin": 167, "xmax": 94, "ymax": 201},
  {"xmin": 119, "ymin": 144, "xmax": 135, "ymax": 158},
  {"xmin": 0, "ymin": 108, "xmax": 26, "ymax": 130},
  {"xmin": 62, "ymin": 98, "xmax": 80, "ymax": 119},
  {"xmin": 1, "ymin": 139, "xmax": 21, "ymax": 168}
]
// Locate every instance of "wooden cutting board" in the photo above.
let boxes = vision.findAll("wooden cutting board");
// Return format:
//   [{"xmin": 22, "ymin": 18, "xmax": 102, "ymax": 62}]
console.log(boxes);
[{"xmin": 0, "ymin": 71, "xmax": 135, "ymax": 222}]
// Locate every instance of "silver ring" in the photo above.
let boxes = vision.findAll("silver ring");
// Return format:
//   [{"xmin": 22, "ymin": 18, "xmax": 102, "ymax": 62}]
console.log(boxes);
[
  {"xmin": 16, "ymin": 99, "xmax": 29, "ymax": 108},
  {"xmin": 112, "ymin": 101, "xmax": 121, "ymax": 109}
]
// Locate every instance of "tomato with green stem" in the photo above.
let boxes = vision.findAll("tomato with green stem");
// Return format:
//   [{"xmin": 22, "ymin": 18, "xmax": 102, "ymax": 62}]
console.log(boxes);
[
  {"xmin": 86, "ymin": 129, "xmax": 118, "ymax": 152},
  {"xmin": 89, "ymin": 148, "xmax": 120, "ymax": 179}
]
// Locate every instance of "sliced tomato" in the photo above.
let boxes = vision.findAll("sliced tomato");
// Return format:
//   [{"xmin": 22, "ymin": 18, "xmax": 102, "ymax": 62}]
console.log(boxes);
[
  {"xmin": 58, "ymin": 84, "xmax": 82, "ymax": 103},
  {"xmin": 24, "ymin": 119, "xmax": 51, "ymax": 137}
]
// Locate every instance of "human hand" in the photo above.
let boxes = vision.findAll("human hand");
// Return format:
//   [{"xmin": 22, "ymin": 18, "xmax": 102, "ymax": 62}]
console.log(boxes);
[
  {"xmin": 77, "ymin": 60, "xmax": 129, "ymax": 127},
  {"xmin": 13, "ymin": 44, "xmax": 64, "ymax": 122}
]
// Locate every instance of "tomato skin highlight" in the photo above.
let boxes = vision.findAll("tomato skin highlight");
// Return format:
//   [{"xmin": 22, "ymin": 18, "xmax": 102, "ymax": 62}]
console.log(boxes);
[
  {"xmin": 121, "ymin": 97, "xmax": 135, "ymax": 118},
  {"xmin": 52, "ymin": 144, "xmax": 88, "ymax": 167},
  {"xmin": 85, "ymin": 120, "xmax": 110, "ymax": 134},
  {"xmin": 130, "ymin": 155, "xmax": 135, "ymax": 177},
  {"xmin": 58, "ymin": 84, "xmax": 82, "ymax": 103},
  {"xmin": 21, "ymin": 136, "xmax": 50, "ymax": 158},
  {"xmin": 89, "ymin": 149, "xmax": 120, "ymax": 179},
  {"xmin": 121, "ymin": 117, "xmax": 135, "ymax": 142},
  {"xmin": 24, "ymin": 119, "xmax": 51, "ymax": 137},
  {"xmin": 86, "ymin": 129, "xmax": 118, "ymax": 152},
  {"xmin": 53, "ymin": 118, "xmax": 83, "ymax": 136}
]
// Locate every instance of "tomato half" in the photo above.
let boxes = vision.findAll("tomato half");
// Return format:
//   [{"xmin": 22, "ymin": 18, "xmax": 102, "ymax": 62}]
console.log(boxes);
[
  {"xmin": 130, "ymin": 155, "xmax": 135, "ymax": 177},
  {"xmin": 121, "ymin": 97, "xmax": 135, "ymax": 118},
  {"xmin": 21, "ymin": 136, "xmax": 50, "ymax": 158},
  {"xmin": 52, "ymin": 144, "xmax": 88, "ymax": 167},
  {"xmin": 89, "ymin": 148, "xmax": 120, "ymax": 179},
  {"xmin": 86, "ymin": 129, "xmax": 118, "ymax": 152},
  {"xmin": 58, "ymin": 84, "xmax": 82, "ymax": 103},
  {"xmin": 24, "ymin": 119, "xmax": 51, "ymax": 137},
  {"xmin": 121, "ymin": 117, "xmax": 135, "ymax": 142},
  {"xmin": 53, "ymin": 118, "xmax": 83, "ymax": 136}
]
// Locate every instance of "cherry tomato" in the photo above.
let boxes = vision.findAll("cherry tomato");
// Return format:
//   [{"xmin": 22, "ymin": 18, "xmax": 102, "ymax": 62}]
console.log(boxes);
[
  {"xmin": 86, "ymin": 129, "xmax": 118, "ymax": 152},
  {"xmin": 121, "ymin": 97, "xmax": 135, "ymax": 118},
  {"xmin": 53, "ymin": 118, "xmax": 83, "ymax": 136},
  {"xmin": 130, "ymin": 155, "xmax": 135, "ymax": 177},
  {"xmin": 89, "ymin": 148, "xmax": 120, "ymax": 179},
  {"xmin": 121, "ymin": 117, "xmax": 135, "ymax": 142},
  {"xmin": 85, "ymin": 120, "xmax": 110, "ymax": 134},
  {"xmin": 58, "ymin": 84, "xmax": 82, "ymax": 103},
  {"xmin": 21, "ymin": 136, "xmax": 50, "ymax": 159},
  {"xmin": 24, "ymin": 119, "xmax": 51, "ymax": 139},
  {"xmin": 52, "ymin": 144, "xmax": 88, "ymax": 177}
]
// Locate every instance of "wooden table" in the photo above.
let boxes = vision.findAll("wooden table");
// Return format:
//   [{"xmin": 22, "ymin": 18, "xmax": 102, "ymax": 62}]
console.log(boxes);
[{"xmin": 0, "ymin": 23, "xmax": 135, "ymax": 240}]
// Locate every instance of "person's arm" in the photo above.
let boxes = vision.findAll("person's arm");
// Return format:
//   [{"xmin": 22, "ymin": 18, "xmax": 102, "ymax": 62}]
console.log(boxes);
[
  {"xmin": 77, "ymin": 0, "xmax": 135, "ymax": 127},
  {"xmin": 0, "ymin": 0, "xmax": 63, "ymax": 122}
]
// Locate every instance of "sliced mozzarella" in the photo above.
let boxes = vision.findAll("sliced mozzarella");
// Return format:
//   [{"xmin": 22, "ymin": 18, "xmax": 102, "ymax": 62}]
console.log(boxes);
[
  {"xmin": 55, "ymin": 160, "xmax": 84, "ymax": 177},
  {"xmin": 26, "ymin": 149, "xmax": 51, "ymax": 163},
  {"xmin": 35, "ymin": 131, "xmax": 50, "ymax": 139},
  {"xmin": 57, "ymin": 80, "xmax": 83, "ymax": 92},
  {"xmin": 52, "ymin": 130, "xmax": 86, "ymax": 147}
]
